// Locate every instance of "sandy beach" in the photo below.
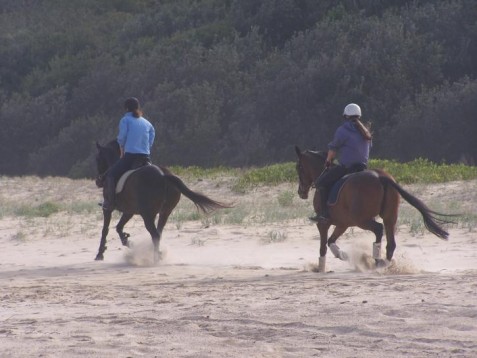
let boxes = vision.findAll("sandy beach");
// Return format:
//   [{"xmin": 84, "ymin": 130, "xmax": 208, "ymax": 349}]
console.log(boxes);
[{"xmin": 1, "ymin": 176, "xmax": 476, "ymax": 357}]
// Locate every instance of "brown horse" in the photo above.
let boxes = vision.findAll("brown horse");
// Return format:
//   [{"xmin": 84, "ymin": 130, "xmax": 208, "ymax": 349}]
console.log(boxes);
[
  {"xmin": 94, "ymin": 140, "xmax": 230, "ymax": 262},
  {"xmin": 295, "ymin": 146, "xmax": 450, "ymax": 272}
]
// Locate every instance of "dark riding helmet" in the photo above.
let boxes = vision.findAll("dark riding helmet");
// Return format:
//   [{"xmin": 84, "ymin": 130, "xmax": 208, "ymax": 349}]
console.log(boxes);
[{"xmin": 124, "ymin": 97, "xmax": 140, "ymax": 112}]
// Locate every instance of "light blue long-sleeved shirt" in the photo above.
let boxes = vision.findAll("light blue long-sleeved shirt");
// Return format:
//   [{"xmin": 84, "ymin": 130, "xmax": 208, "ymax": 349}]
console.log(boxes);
[
  {"xmin": 328, "ymin": 120, "xmax": 371, "ymax": 168},
  {"xmin": 117, "ymin": 112, "xmax": 155, "ymax": 154}
]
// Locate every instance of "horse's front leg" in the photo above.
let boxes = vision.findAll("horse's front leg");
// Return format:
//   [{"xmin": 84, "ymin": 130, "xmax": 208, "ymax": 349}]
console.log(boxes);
[
  {"xmin": 314, "ymin": 191, "xmax": 330, "ymax": 272},
  {"xmin": 317, "ymin": 222, "xmax": 330, "ymax": 272},
  {"xmin": 327, "ymin": 226, "xmax": 349, "ymax": 261},
  {"xmin": 95, "ymin": 209, "xmax": 112, "ymax": 260},
  {"xmin": 116, "ymin": 213, "xmax": 133, "ymax": 247}
]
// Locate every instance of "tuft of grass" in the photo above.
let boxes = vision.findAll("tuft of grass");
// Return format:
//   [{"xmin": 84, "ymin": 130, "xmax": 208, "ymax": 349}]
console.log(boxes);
[
  {"xmin": 458, "ymin": 213, "xmax": 477, "ymax": 232},
  {"xmin": 201, "ymin": 214, "xmax": 222, "ymax": 227},
  {"xmin": 65, "ymin": 201, "xmax": 99, "ymax": 214},
  {"xmin": 261, "ymin": 230, "xmax": 288, "ymax": 244},
  {"xmin": 222, "ymin": 206, "xmax": 249, "ymax": 225},
  {"xmin": 170, "ymin": 208, "xmax": 201, "ymax": 224},
  {"xmin": 189, "ymin": 237, "xmax": 208, "ymax": 246},
  {"xmin": 14, "ymin": 201, "xmax": 61, "ymax": 218},
  {"xmin": 277, "ymin": 190, "xmax": 294, "ymax": 207},
  {"xmin": 11, "ymin": 231, "xmax": 27, "ymax": 242},
  {"xmin": 168, "ymin": 165, "xmax": 239, "ymax": 180}
]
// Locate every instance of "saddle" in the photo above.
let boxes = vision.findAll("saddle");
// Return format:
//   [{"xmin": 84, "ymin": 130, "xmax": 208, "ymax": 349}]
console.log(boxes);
[
  {"xmin": 327, "ymin": 170, "xmax": 374, "ymax": 206},
  {"xmin": 115, "ymin": 163, "xmax": 164, "ymax": 194}
]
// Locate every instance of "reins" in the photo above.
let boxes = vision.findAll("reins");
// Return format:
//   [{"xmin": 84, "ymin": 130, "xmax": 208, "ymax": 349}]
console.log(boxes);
[
  {"xmin": 301, "ymin": 151, "xmax": 329, "ymax": 190},
  {"xmin": 312, "ymin": 166, "xmax": 329, "ymax": 188}
]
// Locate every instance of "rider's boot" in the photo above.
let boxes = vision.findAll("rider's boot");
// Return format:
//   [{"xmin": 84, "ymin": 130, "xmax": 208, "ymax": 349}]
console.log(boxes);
[{"xmin": 309, "ymin": 187, "xmax": 330, "ymax": 222}]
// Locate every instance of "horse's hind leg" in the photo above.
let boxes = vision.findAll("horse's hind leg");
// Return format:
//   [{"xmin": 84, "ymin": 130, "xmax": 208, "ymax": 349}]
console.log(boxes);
[
  {"xmin": 156, "ymin": 210, "xmax": 173, "ymax": 240},
  {"xmin": 384, "ymin": 223, "xmax": 397, "ymax": 261},
  {"xmin": 358, "ymin": 219, "xmax": 385, "ymax": 266},
  {"xmin": 142, "ymin": 214, "xmax": 161, "ymax": 263},
  {"xmin": 116, "ymin": 213, "xmax": 133, "ymax": 247}
]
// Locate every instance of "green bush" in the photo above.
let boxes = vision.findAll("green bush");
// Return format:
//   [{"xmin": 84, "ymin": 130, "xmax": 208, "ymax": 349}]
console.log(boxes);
[
  {"xmin": 370, "ymin": 158, "xmax": 477, "ymax": 184},
  {"xmin": 230, "ymin": 159, "xmax": 477, "ymax": 190}
]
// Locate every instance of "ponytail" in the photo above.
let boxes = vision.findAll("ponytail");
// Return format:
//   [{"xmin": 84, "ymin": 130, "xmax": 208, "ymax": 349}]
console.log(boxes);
[
  {"xmin": 124, "ymin": 97, "xmax": 143, "ymax": 118},
  {"xmin": 131, "ymin": 108, "xmax": 143, "ymax": 118}
]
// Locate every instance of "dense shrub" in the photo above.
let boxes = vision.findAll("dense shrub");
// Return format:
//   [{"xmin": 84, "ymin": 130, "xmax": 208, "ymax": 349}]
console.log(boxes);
[{"xmin": 0, "ymin": 0, "xmax": 476, "ymax": 177}]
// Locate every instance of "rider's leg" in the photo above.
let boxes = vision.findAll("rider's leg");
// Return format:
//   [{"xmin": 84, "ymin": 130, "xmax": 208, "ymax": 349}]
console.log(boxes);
[
  {"xmin": 102, "ymin": 176, "xmax": 116, "ymax": 211},
  {"xmin": 309, "ymin": 165, "xmax": 346, "ymax": 222},
  {"xmin": 318, "ymin": 186, "xmax": 330, "ymax": 220},
  {"xmin": 309, "ymin": 185, "xmax": 330, "ymax": 222},
  {"xmin": 101, "ymin": 155, "xmax": 132, "ymax": 211}
]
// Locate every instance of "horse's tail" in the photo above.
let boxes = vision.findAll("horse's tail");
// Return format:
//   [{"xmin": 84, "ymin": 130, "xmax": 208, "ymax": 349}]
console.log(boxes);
[
  {"xmin": 379, "ymin": 176, "xmax": 451, "ymax": 240},
  {"xmin": 164, "ymin": 174, "xmax": 233, "ymax": 214}
]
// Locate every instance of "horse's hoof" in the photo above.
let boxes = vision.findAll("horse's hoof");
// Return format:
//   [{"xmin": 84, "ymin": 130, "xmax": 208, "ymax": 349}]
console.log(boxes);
[
  {"xmin": 375, "ymin": 259, "xmax": 388, "ymax": 268},
  {"xmin": 95, "ymin": 254, "xmax": 104, "ymax": 261},
  {"xmin": 339, "ymin": 251, "xmax": 349, "ymax": 261},
  {"xmin": 119, "ymin": 233, "xmax": 131, "ymax": 247},
  {"xmin": 153, "ymin": 251, "xmax": 163, "ymax": 263}
]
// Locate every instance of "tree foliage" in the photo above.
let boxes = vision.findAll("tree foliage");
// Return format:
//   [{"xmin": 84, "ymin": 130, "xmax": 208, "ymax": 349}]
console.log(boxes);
[{"xmin": 0, "ymin": 0, "xmax": 476, "ymax": 177}]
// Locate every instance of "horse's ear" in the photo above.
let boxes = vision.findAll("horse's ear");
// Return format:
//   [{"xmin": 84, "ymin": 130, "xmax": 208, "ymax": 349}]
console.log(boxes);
[
  {"xmin": 294, "ymin": 145, "xmax": 302, "ymax": 157},
  {"xmin": 96, "ymin": 141, "xmax": 102, "ymax": 150}
]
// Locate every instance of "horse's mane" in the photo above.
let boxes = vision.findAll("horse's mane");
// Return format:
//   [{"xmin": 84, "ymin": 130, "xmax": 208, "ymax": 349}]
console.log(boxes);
[
  {"xmin": 105, "ymin": 139, "xmax": 120, "ymax": 153},
  {"xmin": 305, "ymin": 150, "xmax": 327, "ymax": 162}
]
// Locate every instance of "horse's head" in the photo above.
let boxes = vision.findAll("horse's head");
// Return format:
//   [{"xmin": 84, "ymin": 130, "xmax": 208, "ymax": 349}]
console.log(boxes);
[
  {"xmin": 294, "ymin": 145, "xmax": 327, "ymax": 199},
  {"xmin": 95, "ymin": 140, "xmax": 120, "ymax": 187}
]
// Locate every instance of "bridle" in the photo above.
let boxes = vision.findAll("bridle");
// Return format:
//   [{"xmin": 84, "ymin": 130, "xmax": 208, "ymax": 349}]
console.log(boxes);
[
  {"xmin": 296, "ymin": 160, "xmax": 313, "ymax": 199},
  {"xmin": 95, "ymin": 149, "xmax": 116, "ymax": 188},
  {"xmin": 296, "ymin": 150, "xmax": 328, "ymax": 199}
]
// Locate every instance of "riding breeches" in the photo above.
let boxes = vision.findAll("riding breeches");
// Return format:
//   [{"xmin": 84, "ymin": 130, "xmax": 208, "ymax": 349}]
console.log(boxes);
[
  {"xmin": 106, "ymin": 153, "xmax": 151, "ymax": 183},
  {"xmin": 316, "ymin": 163, "xmax": 367, "ymax": 190}
]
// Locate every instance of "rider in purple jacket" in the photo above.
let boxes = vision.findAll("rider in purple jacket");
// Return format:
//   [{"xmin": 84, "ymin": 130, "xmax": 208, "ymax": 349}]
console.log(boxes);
[{"xmin": 310, "ymin": 103, "xmax": 372, "ymax": 222}]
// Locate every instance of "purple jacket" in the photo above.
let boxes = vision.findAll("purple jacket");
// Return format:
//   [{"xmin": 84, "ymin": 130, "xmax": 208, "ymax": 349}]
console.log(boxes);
[{"xmin": 328, "ymin": 120, "xmax": 371, "ymax": 168}]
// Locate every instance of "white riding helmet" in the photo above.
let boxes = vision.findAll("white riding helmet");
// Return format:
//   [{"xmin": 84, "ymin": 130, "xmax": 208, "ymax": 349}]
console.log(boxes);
[{"xmin": 343, "ymin": 103, "xmax": 361, "ymax": 117}]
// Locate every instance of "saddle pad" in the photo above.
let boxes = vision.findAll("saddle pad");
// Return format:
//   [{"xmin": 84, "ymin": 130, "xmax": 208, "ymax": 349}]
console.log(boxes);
[
  {"xmin": 115, "ymin": 166, "xmax": 164, "ymax": 194},
  {"xmin": 116, "ymin": 169, "xmax": 137, "ymax": 194},
  {"xmin": 327, "ymin": 174, "xmax": 352, "ymax": 206},
  {"xmin": 327, "ymin": 170, "xmax": 378, "ymax": 206}
]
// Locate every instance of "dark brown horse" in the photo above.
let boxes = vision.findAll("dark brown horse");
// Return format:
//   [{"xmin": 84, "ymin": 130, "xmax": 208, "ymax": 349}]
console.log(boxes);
[
  {"xmin": 94, "ymin": 140, "xmax": 230, "ymax": 262},
  {"xmin": 295, "ymin": 146, "xmax": 450, "ymax": 272}
]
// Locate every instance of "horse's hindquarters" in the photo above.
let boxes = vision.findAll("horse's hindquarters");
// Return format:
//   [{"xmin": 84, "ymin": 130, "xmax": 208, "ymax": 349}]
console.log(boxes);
[
  {"xmin": 116, "ymin": 166, "xmax": 171, "ymax": 215},
  {"xmin": 330, "ymin": 173, "xmax": 384, "ymax": 225}
]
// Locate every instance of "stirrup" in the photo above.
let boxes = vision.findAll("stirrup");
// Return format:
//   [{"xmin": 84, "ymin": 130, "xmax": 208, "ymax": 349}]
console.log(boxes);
[
  {"xmin": 318, "ymin": 214, "xmax": 330, "ymax": 223},
  {"xmin": 309, "ymin": 214, "xmax": 330, "ymax": 223},
  {"xmin": 100, "ymin": 201, "xmax": 115, "ymax": 211},
  {"xmin": 309, "ymin": 215, "xmax": 319, "ymax": 222}
]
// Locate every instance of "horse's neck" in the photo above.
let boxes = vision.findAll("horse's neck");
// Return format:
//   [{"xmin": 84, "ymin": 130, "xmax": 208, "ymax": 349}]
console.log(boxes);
[
  {"xmin": 310, "ymin": 161, "xmax": 325, "ymax": 180},
  {"xmin": 306, "ymin": 152, "xmax": 326, "ymax": 179}
]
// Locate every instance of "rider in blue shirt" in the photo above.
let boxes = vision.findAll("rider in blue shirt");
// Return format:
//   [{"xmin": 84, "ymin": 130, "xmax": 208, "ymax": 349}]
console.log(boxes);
[
  {"xmin": 310, "ymin": 103, "xmax": 372, "ymax": 222},
  {"xmin": 102, "ymin": 97, "xmax": 155, "ymax": 211}
]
